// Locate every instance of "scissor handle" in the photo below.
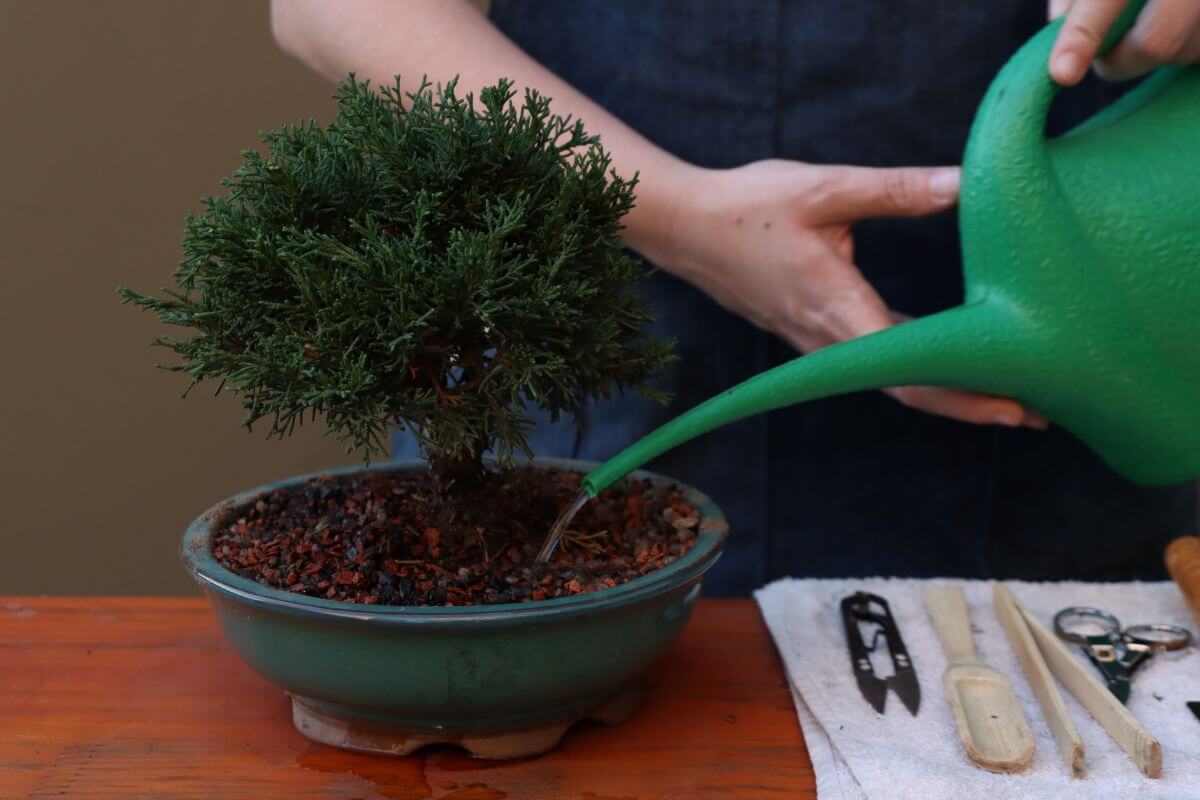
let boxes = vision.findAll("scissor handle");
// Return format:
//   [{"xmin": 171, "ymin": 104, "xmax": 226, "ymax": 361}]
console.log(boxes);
[
  {"xmin": 1125, "ymin": 623, "xmax": 1191, "ymax": 652},
  {"xmin": 1055, "ymin": 606, "xmax": 1121, "ymax": 644}
]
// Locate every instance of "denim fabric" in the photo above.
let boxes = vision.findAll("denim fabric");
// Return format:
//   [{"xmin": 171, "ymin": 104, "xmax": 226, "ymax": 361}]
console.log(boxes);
[{"xmin": 394, "ymin": 0, "xmax": 1197, "ymax": 593}]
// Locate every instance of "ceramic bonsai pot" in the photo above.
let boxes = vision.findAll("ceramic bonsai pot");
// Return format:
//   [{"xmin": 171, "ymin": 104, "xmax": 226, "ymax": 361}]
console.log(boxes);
[{"xmin": 181, "ymin": 457, "xmax": 727, "ymax": 759}]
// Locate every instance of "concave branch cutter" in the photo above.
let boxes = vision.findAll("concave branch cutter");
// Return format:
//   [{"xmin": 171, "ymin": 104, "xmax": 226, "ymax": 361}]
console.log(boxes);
[{"xmin": 841, "ymin": 591, "xmax": 920, "ymax": 715}]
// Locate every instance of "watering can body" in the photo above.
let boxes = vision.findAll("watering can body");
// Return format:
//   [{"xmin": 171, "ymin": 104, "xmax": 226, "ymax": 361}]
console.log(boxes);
[
  {"xmin": 956, "ymin": 50, "xmax": 1200, "ymax": 484},
  {"xmin": 585, "ymin": 6, "xmax": 1200, "ymax": 495}
]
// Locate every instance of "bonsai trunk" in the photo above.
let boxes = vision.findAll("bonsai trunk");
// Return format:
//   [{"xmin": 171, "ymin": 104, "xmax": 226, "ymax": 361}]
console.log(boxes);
[
  {"xmin": 429, "ymin": 439, "xmax": 489, "ymax": 495},
  {"xmin": 427, "ymin": 353, "xmax": 491, "ymax": 495}
]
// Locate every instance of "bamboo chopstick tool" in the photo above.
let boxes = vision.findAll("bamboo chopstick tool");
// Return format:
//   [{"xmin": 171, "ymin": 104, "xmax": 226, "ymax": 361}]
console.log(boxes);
[
  {"xmin": 993, "ymin": 584, "xmax": 1085, "ymax": 778},
  {"xmin": 1165, "ymin": 536, "xmax": 1200, "ymax": 624},
  {"xmin": 994, "ymin": 584, "xmax": 1162, "ymax": 779},
  {"xmin": 924, "ymin": 585, "xmax": 1035, "ymax": 773}
]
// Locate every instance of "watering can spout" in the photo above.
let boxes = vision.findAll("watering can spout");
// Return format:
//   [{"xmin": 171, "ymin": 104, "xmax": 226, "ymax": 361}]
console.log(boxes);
[{"xmin": 583, "ymin": 303, "xmax": 1014, "ymax": 496}]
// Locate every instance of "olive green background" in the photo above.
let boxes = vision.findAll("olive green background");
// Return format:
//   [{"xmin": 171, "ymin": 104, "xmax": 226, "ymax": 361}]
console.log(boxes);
[{"xmin": 1, "ymin": 2, "xmax": 356, "ymax": 595}]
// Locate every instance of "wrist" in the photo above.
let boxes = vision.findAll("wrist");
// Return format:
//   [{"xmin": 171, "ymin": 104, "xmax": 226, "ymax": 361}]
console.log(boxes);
[{"xmin": 621, "ymin": 159, "xmax": 715, "ymax": 274}]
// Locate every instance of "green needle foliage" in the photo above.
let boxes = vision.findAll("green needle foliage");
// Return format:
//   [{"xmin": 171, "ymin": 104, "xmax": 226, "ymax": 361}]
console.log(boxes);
[{"xmin": 120, "ymin": 75, "xmax": 674, "ymax": 490}]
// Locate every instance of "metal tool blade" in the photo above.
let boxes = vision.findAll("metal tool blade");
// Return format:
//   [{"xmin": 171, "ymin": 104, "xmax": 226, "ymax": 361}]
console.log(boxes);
[
  {"xmin": 855, "ymin": 670, "xmax": 888, "ymax": 714},
  {"xmin": 890, "ymin": 670, "xmax": 921, "ymax": 716}
]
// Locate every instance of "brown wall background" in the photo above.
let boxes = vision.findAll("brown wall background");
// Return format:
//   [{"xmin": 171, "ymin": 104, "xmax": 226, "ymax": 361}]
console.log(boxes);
[{"xmin": 1, "ymin": 2, "xmax": 361, "ymax": 594}]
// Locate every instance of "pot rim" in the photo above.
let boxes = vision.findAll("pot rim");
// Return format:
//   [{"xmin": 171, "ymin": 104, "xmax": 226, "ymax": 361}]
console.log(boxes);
[{"xmin": 181, "ymin": 457, "xmax": 728, "ymax": 625}]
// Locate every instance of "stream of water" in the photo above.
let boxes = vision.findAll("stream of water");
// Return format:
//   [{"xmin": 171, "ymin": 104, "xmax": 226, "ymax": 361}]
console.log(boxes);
[{"xmin": 535, "ymin": 489, "xmax": 590, "ymax": 563}]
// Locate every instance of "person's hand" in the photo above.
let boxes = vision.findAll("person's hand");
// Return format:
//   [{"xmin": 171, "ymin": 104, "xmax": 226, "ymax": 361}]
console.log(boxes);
[
  {"xmin": 656, "ymin": 160, "xmax": 1049, "ymax": 429},
  {"xmin": 1049, "ymin": 0, "xmax": 1200, "ymax": 85}
]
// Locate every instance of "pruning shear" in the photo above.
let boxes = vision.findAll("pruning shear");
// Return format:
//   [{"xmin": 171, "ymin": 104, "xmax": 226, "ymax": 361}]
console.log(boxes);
[
  {"xmin": 841, "ymin": 592, "xmax": 920, "ymax": 716},
  {"xmin": 1054, "ymin": 606, "xmax": 1191, "ymax": 704}
]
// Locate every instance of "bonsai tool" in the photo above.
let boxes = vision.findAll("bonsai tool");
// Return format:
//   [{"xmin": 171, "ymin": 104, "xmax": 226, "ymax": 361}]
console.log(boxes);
[
  {"xmin": 924, "ymin": 585, "xmax": 1034, "ymax": 773},
  {"xmin": 1163, "ymin": 538, "xmax": 1200, "ymax": 734},
  {"xmin": 994, "ymin": 584, "xmax": 1162, "ymax": 779},
  {"xmin": 573, "ymin": 0, "xmax": 1200, "ymax": 501},
  {"xmin": 1165, "ymin": 536, "xmax": 1200, "ymax": 624},
  {"xmin": 840, "ymin": 591, "xmax": 920, "ymax": 715},
  {"xmin": 1053, "ymin": 606, "xmax": 1190, "ymax": 705}
]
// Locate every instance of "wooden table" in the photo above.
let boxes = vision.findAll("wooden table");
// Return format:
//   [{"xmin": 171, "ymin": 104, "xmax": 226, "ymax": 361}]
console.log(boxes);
[{"xmin": 0, "ymin": 597, "xmax": 814, "ymax": 799}]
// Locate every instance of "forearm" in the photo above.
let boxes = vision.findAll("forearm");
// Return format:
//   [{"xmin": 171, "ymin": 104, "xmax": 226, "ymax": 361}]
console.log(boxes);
[{"xmin": 270, "ymin": 0, "xmax": 700, "ymax": 267}]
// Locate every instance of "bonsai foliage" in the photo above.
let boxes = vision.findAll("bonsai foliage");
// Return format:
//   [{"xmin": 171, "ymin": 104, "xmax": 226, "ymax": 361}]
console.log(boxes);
[{"xmin": 121, "ymin": 76, "xmax": 673, "ymax": 489}]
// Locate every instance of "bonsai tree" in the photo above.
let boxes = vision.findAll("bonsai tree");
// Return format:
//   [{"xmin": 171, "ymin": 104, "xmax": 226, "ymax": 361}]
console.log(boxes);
[{"xmin": 121, "ymin": 76, "xmax": 674, "ymax": 493}]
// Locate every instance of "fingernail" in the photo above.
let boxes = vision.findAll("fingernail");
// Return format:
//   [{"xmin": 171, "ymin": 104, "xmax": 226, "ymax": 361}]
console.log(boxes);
[
  {"xmin": 993, "ymin": 412, "xmax": 1022, "ymax": 427},
  {"xmin": 1052, "ymin": 51, "xmax": 1082, "ymax": 84},
  {"xmin": 1026, "ymin": 411, "xmax": 1052, "ymax": 430},
  {"xmin": 929, "ymin": 169, "xmax": 960, "ymax": 204}
]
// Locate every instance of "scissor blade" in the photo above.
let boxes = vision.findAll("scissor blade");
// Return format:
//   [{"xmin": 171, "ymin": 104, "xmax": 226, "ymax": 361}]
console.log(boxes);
[
  {"xmin": 1091, "ymin": 657, "xmax": 1133, "ymax": 704},
  {"xmin": 890, "ymin": 671, "xmax": 921, "ymax": 716},
  {"xmin": 855, "ymin": 672, "xmax": 888, "ymax": 714},
  {"xmin": 1110, "ymin": 677, "xmax": 1131, "ymax": 705}
]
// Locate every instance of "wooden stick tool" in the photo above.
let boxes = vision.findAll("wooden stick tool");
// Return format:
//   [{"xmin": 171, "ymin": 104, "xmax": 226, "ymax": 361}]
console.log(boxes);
[
  {"xmin": 993, "ymin": 584, "xmax": 1162, "ymax": 779},
  {"xmin": 924, "ymin": 586, "xmax": 1035, "ymax": 773}
]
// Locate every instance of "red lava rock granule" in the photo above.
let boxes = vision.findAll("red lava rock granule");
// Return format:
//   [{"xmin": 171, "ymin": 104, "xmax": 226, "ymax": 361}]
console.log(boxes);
[{"xmin": 213, "ymin": 467, "xmax": 701, "ymax": 607}]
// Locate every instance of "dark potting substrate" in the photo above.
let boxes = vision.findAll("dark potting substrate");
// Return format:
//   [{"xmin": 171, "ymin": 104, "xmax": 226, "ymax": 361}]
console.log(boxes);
[{"xmin": 214, "ymin": 466, "xmax": 700, "ymax": 607}]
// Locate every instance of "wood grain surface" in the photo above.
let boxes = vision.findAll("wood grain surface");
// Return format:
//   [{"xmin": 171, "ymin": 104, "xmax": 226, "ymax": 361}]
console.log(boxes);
[{"xmin": 0, "ymin": 597, "xmax": 814, "ymax": 799}]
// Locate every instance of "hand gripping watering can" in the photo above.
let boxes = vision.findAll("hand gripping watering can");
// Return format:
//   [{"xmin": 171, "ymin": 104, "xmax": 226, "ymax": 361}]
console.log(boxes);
[{"xmin": 586, "ymin": 2, "xmax": 1200, "ymax": 497}]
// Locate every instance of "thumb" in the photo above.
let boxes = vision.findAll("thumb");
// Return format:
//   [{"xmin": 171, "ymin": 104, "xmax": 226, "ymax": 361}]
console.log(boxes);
[
  {"xmin": 1049, "ymin": 0, "xmax": 1129, "ymax": 85},
  {"xmin": 1049, "ymin": 0, "xmax": 1074, "ymax": 21},
  {"xmin": 818, "ymin": 166, "xmax": 960, "ymax": 223}
]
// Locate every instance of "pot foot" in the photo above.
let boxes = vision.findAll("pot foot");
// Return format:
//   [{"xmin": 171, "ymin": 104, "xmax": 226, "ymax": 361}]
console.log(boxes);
[{"xmin": 290, "ymin": 683, "xmax": 643, "ymax": 759}]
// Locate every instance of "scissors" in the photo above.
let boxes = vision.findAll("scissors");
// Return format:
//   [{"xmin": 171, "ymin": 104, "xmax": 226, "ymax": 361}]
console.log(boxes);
[{"xmin": 1054, "ymin": 606, "xmax": 1191, "ymax": 704}]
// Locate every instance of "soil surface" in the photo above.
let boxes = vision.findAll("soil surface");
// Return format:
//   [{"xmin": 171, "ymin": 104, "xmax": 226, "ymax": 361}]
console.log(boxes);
[{"xmin": 213, "ymin": 467, "xmax": 701, "ymax": 606}]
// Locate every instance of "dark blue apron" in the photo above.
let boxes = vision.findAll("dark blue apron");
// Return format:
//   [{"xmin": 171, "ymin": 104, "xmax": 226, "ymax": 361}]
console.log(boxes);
[{"xmin": 395, "ymin": 0, "xmax": 1197, "ymax": 594}]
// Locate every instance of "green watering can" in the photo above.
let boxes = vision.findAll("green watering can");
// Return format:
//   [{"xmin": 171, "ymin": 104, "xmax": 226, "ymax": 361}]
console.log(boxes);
[{"xmin": 585, "ymin": 3, "xmax": 1200, "ymax": 497}]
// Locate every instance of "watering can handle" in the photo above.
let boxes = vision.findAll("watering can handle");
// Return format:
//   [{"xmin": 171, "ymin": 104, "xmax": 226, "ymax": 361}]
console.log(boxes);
[
  {"xmin": 1023, "ymin": 0, "xmax": 1148, "ymax": 134},
  {"xmin": 1091, "ymin": 0, "xmax": 1148, "ymax": 56},
  {"xmin": 962, "ymin": 0, "xmax": 1150, "ymax": 219}
]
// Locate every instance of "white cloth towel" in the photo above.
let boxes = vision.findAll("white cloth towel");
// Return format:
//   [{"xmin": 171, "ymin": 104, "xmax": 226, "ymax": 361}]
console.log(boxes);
[{"xmin": 755, "ymin": 578, "xmax": 1200, "ymax": 800}]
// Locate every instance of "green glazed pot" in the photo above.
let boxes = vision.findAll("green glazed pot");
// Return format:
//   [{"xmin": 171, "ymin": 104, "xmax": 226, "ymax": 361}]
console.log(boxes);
[{"xmin": 181, "ymin": 458, "xmax": 728, "ymax": 759}]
